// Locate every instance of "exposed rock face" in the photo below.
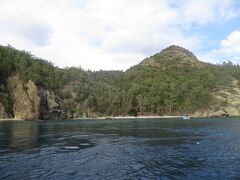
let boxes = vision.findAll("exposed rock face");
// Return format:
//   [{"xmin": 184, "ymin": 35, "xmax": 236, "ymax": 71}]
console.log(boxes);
[
  {"xmin": 5, "ymin": 74, "xmax": 63, "ymax": 120},
  {"xmin": 7, "ymin": 74, "xmax": 40, "ymax": 120},
  {"xmin": 27, "ymin": 80, "xmax": 40, "ymax": 116},
  {"xmin": 213, "ymin": 83, "xmax": 240, "ymax": 117},
  {"xmin": 191, "ymin": 80, "xmax": 240, "ymax": 117},
  {"xmin": 0, "ymin": 103, "xmax": 5, "ymax": 118},
  {"xmin": 38, "ymin": 88, "xmax": 62, "ymax": 119}
]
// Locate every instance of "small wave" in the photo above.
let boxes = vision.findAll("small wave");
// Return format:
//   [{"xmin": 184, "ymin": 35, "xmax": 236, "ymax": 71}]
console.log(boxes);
[
  {"xmin": 80, "ymin": 143, "xmax": 90, "ymax": 146},
  {"xmin": 62, "ymin": 146, "xmax": 80, "ymax": 150}
]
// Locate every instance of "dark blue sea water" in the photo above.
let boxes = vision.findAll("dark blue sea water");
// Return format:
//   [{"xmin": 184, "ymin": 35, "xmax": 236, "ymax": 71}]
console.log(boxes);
[{"xmin": 0, "ymin": 118, "xmax": 240, "ymax": 179}]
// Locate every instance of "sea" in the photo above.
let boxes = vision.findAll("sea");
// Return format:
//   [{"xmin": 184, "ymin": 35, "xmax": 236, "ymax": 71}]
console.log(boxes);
[{"xmin": 0, "ymin": 118, "xmax": 240, "ymax": 179}]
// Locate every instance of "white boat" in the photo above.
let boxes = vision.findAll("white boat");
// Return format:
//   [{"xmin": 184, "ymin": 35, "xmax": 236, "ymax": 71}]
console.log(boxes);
[{"xmin": 182, "ymin": 115, "xmax": 191, "ymax": 120}]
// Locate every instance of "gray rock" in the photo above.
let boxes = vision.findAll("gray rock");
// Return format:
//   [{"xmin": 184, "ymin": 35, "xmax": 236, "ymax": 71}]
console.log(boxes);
[
  {"xmin": 38, "ymin": 88, "xmax": 63, "ymax": 119},
  {"xmin": 0, "ymin": 103, "xmax": 5, "ymax": 119}
]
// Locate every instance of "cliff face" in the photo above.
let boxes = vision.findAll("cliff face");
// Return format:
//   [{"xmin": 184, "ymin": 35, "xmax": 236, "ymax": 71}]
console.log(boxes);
[
  {"xmin": 38, "ymin": 88, "xmax": 62, "ymax": 119},
  {"xmin": 192, "ymin": 80, "xmax": 240, "ymax": 117},
  {"xmin": 7, "ymin": 74, "xmax": 40, "ymax": 120},
  {"xmin": 6, "ymin": 74, "xmax": 63, "ymax": 120},
  {"xmin": 0, "ymin": 103, "xmax": 5, "ymax": 118}
]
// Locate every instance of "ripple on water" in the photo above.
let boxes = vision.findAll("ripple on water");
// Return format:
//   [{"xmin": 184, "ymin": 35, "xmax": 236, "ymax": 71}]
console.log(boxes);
[
  {"xmin": 60, "ymin": 143, "xmax": 93, "ymax": 151},
  {"xmin": 62, "ymin": 146, "xmax": 80, "ymax": 150},
  {"xmin": 80, "ymin": 143, "xmax": 91, "ymax": 146},
  {"xmin": 56, "ymin": 138, "xmax": 95, "ymax": 153}
]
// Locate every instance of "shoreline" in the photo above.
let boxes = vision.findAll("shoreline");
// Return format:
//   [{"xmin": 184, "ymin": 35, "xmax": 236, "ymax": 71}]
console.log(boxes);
[
  {"xmin": 0, "ymin": 115, "xmax": 237, "ymax": 121},
  {"xmin": 72, "ymin": 115, "xmax": 184, "ymax": 120},
  {"xmin": 0, "ymin": 118, "xmax": 24, "ymax": 121},
  {"xmin": 0, "ymin": 116, "xmax": 183, "ymax": 121}
]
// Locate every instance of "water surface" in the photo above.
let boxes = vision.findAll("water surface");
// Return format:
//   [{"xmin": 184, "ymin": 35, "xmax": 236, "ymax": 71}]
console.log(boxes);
[{"xmin": 0, "ymin": 118, "xmax": 240, "ymax": 179}]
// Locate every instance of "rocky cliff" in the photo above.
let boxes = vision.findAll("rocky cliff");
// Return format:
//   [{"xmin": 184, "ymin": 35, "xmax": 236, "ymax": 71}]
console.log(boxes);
[
  {"xmin": 7, "ymin": 74, "xmax": 40, "ymax": 120},
  {"xmin": 0, "ymin": 103, "xmax": 5, "ymax": 118},
  {"xmin": 192, "ymin": 80, "xmax": 240, "ymax": 117},
  {"xmin": 38, "ymin": 87, "xmax": 62, "ymax": 119},
  {"xmin": 5, "ymin": 74, "xmax": 63, "ymax": 120}
]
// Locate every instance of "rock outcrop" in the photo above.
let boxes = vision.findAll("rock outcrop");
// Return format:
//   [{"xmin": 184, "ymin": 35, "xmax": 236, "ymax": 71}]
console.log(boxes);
[
  {"xmin": 191, "ymin": 80, "xmax": 240, "ymax": 117},
  {"xmin": 0, "ymin": 103, "xmax": 5, "ymax": 118},
  {"xmin": 7, "ymin": 74, "xmax": 40, "ymax": 120},
  {"xmin": 38, "ymin": 88, "xmax": 62, "ymax": 119},
  {"xmin": 5, "ymin": 74, "xmax": 64, "ymax": 120}
]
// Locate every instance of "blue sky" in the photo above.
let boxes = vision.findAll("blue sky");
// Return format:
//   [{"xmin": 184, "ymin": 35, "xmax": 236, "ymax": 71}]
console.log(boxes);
[{"xmin": 0, "ymin": 0, "xmax": 239, "ymax": 70}]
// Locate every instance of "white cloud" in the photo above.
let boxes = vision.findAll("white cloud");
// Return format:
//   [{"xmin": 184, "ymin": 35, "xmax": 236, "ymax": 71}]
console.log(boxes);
[
  {"xmin": 0, "ymin": 0, "xmax": 239, "ymax": 70},
  {"xmin": 0, "ymin": 15, "xmax": 52, "ymax": 46},
  {"xmin": 200, "ymin": 30, "xmax": 240, "ymax": 64},
  {"xmin": 182, "ymin": 0, "xmax": 240, "ymax": 25},
  {"xmin": 221, "ymin": 31, "xmax": 240, "ymax": 53}
]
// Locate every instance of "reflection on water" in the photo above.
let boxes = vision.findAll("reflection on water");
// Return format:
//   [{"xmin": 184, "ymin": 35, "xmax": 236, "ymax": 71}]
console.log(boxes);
[{"xmin": 0, "ymin": 118, "xmax": 240, "ymax": 179}]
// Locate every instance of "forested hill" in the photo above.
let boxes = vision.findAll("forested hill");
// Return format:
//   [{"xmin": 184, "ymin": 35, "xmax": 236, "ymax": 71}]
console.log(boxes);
[{"xmin": 0, "ymin": 44, "xmax": 240, "ymax": 120}]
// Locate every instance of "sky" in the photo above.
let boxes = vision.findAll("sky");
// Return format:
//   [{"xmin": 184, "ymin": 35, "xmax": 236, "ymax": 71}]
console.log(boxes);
[{"xmin": 0, "ymin": 0, "xmax": 240, "ymax": 70}]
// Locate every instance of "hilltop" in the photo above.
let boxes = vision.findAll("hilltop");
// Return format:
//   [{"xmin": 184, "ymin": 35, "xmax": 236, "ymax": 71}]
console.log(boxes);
[
  {"xmin": 0, "ymin": 45, "xmax": 240, "ymax": 120},
  {"xmin": 139, "ymin": 45, "xmax": 205, "ymax": 68}
]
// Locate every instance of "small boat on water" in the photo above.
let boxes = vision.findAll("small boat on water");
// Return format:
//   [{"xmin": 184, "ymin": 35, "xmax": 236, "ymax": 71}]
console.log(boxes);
[{"xmin": 182, "ymin": 115, "xmax": 191, "ymax": 120}]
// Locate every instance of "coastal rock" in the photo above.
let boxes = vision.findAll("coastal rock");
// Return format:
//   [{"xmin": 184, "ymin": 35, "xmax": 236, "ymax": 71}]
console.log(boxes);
[
  {"xmin": 7, "ymin": 74, "xmax": 40, "ymax": 120},
  {"xmin": 213, "ymin": 83, "xmax": 240, "ymax": 117},
  {"xmin": 38, "ymin": 88, "xmax": 62, "ymax": 119},
  {"xmin": 191, "ymin": 80, "xmax": 240, "ymax": 117},
  {"xmin": 46, "ymin": 90, "xmax": 59, "ymax": 110},
  {"xmin": 27, "ymin": 80, "xmax": 40, "ymax": 116},
  {"xmin": 0, "ymin": 103, "xmax": 5, "ymax": 118}
]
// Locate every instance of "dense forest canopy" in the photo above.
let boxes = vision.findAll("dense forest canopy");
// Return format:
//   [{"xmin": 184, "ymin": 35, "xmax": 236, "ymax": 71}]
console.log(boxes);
[{"xmin": 0, "ymin": 44, "xmax": 240, "ymax": 118}]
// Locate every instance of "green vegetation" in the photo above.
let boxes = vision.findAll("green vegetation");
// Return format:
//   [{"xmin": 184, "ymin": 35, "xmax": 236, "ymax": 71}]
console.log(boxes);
[{"xmin": 1, "ymin": 44, "xmax": 240, "ymax": 117}]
